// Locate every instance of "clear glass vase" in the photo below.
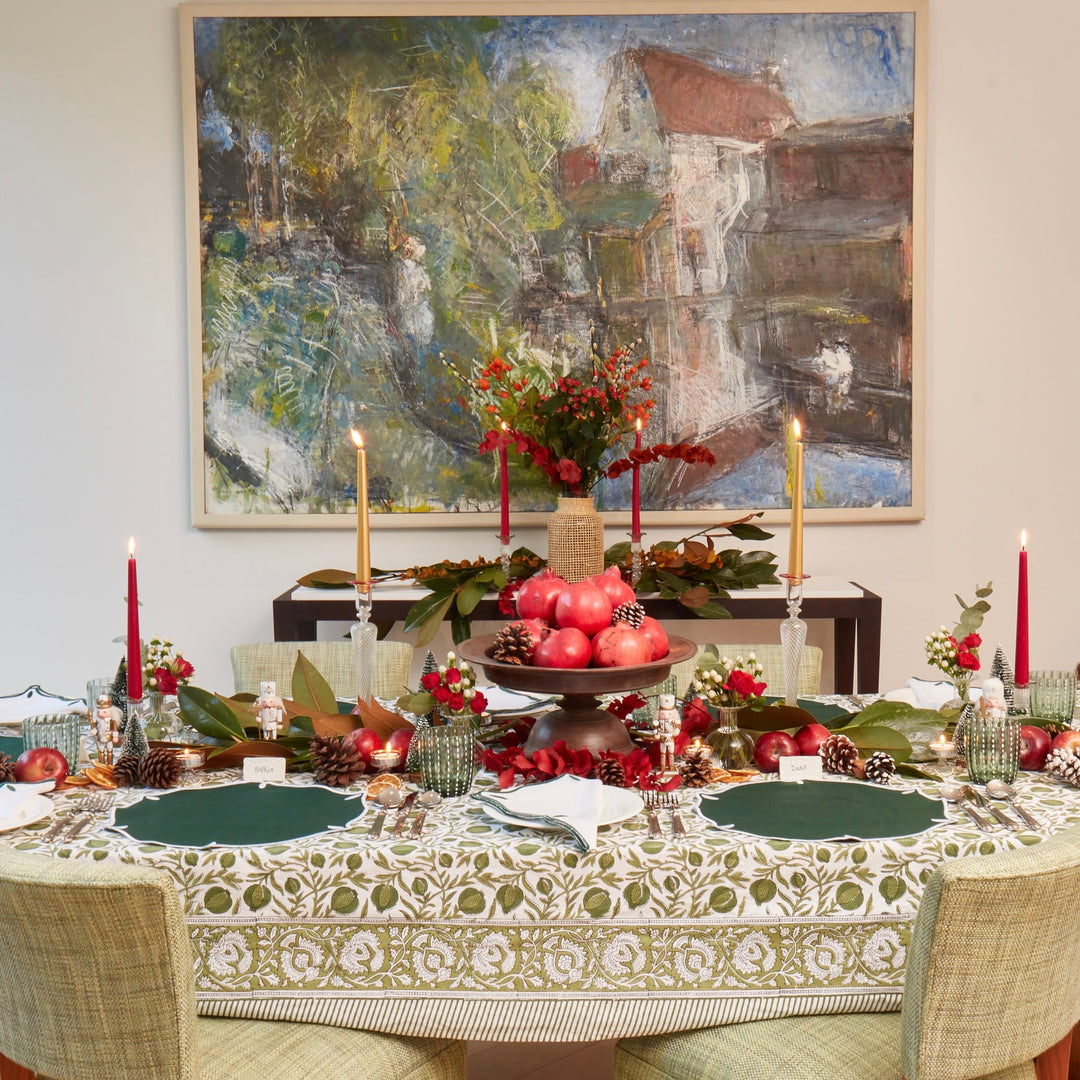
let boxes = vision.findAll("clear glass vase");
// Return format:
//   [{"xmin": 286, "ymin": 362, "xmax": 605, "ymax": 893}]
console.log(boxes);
[
  {"xmin": 950, "ymin": 675, "xmax": 975, "ymax": 759},
  {"xmin": 142, "ymin": 691, "xmax": 181, "ymax": 741},
  {"xmin": 705, "ymin": 706, "xmax": 756, "ymax": 770}
]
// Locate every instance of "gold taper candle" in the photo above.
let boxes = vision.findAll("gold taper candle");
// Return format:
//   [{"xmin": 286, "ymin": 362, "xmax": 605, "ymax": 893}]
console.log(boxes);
[
  {"xmin": 788, "ymin": 419, "xmax": 804, "ymax": 578},
  {"xmin": 350, "ymin": 429, "xmax": 370, "ymax": 584}
]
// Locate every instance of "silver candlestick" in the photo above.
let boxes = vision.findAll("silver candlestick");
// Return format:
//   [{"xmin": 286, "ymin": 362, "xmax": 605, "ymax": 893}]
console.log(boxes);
[
  {"xmin": 780, "ymin": 574, "xmax": 809, "ymax": 706},
  {"xmin": 350, "ymin": 581, "xmax": 376, "ymax": 706}
]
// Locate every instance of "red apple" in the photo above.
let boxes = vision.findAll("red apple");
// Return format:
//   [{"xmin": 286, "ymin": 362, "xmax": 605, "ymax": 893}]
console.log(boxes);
[
  {"xmin": 589, "ymin": 565, "xmax": 637, "ymax": 609},
  {"xmin": 346, "ymin": 727, "xmax": 384, "ymax": 765},
  {"xmin": 637, "ymin": 615, "xmax": 669, "ymax": 661},
  {"xmin": 1018, "ymin": 725, "xmax": 1052, "ymax": 770},
  {"xmin": 386, "ymin": 726, "xmax": 413, "ymax": 764},
  {"xmin": 753, "ymin": 730, "xmax": 800, "ymax": 773},
  {"xmin": 591, "ymin": 623, "xmax": 653, "ymax": 668},
  {"xmin": 532, "ymin": 627, "xmax": 592, "ymax": 669},
  {"xmin": 516, "ymin": 569, "xmax": 568, "ymax": 624},
  {"xmin": 1050, "ymin": 729, "xmax": 1080, "ymax": 755},
  {"xmin": 13, "ymin": 746, "xmax": 68, "ymax": 787},
  {"xmin": 794, "ymin": 723, "xmax": 831, "ymax": 757},
  {"xmin": 554, "ymin": 581, "xmax": 613, "ymax": 637}
]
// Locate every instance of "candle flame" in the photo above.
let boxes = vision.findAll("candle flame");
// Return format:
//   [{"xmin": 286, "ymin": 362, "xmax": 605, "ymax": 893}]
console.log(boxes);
[
  {"xmin": 1021, "ymin": 529, "xmax": 1027, "ymax": 550},
  {"xmin": 501, "ymin": 421, "xmax": 508, "ymax": 432},
  {"xmin": 792, "ymin": 418, "xmax": 801, "ymax": 439},
  {"xmin": 636, "ymin": 417, "xmax": 642, "ymax": 431},
  {"xmin": 350, "ymin": 429, "xmax": 363, "ymax": 450},
  {"xmin": 128, "ymin": 537, "xmax": 135, "ymax": 557}
]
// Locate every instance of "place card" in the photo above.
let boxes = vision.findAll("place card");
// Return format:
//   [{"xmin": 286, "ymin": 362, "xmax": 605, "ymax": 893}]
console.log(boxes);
[
  {"xmin": 243, "ymin": 757, "xmax": 286, "ymax": 783},
  {"xmin": 779, "ymin": 756, "xmax": 823, "ymax": 783}
]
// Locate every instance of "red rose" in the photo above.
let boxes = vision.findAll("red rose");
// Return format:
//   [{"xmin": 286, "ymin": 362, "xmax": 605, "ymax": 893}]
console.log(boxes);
[
  {"xmin": 433, "ymin": 686, "xmax": 451, "ymax": 704},
  {"xmin": 420, "ymin": 671, "xmax": 441, "ymax": 691},
  {"xmin": 154, "ymin": 667, "xmax": 178, "ymax": 695},
  {"xmin": 725, "ymin": 669, "xmax": 764, "ymax": 700},
  {"xmin": 956, "ymin": 650, "xmax": 980, "ymax": 671},
  {"xmin": 962, "ymin": 633, "xmax": 982, "ymax": 649},
  {"xmin": 447, "ymin": 691, "xmax": 465, "ymax": 712},
  {"xmin": 174, "ymin": 656, "xmax": 195, "ymax": 679},
  {"xmin": 470, "ymin": 693, "xmax": 487, "ymax": 714},
  {"xmin": 445, "ymin": 667, "xmax": 462, "ymax": 685}
]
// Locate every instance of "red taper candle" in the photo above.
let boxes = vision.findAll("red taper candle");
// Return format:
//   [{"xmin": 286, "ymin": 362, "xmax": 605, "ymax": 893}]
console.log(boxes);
[
  {"xmin": 499, "ymin": 423, "xmax": 510, "ymax": 545},
  {"xmin": 631, "ymin": 418, "xmax": 642, "ymax": 542},
  {"xmin": 1015, "ymin": 530, "xmax": 1029, "ymax": 686},
  {"xmin": 126, "ymin": 537, "xmax": 143, "ymax": 699}
]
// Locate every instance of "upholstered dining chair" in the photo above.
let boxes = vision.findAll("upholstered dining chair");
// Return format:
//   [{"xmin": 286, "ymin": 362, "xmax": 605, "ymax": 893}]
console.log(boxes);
[
  {"xmin": 231, "ymin": 640, "xmax": 413, "ymax": 701},
  {"xmin": 0, "ymin": 849, "xmax": 465, "ymax": 1080},
  {"xmin": 614, "ymin": 824, "xmax": 1080, "ymax": 1080},
  {"xmin": 664, "ymin": 643, "xmax": 823, "ymax": 699}
]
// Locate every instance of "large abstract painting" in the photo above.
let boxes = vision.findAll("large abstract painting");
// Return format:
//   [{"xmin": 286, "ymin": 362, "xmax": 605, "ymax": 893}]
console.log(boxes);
[{"xmin": 182, "ymin": 2, "xmax": 925, "ymax": 528}]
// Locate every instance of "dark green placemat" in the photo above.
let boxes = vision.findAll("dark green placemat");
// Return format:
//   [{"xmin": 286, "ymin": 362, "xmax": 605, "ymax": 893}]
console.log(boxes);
[
  {"xmin": 114, "ymin": 783, "xmax": 365, "ymax": 847},
  {"xmin": 0, "ymin": 736, "xmax": 22, "ymax": 760},
  {"xmin": 700, "ymin": 779, "xmax": 945, "ymax": 841},
  {"xmin": 760, "ymin": 697, "xmax": 852, "ymax": 723}
]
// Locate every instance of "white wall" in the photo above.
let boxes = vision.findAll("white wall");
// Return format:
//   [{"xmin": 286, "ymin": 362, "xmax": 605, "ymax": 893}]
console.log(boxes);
[{"xmin": 2, "ymin": 0, "xmax": 1078, "ymax": 701}]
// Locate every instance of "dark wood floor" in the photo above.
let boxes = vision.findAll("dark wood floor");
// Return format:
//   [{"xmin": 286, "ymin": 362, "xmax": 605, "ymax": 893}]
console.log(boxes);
[{"xmin": 467, "ymin": 1040, "xmax": 616, "ymax": 1079}]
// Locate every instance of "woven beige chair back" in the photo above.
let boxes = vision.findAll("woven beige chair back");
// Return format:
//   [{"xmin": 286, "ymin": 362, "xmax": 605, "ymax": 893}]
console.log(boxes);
[
  {"xmin": 0, "ymin": 849, "xmax": 199, "ymax": 1080},
  {"xmin": 231, "ymin": 640, "xmax": 413, "ymax": 700},
  {"xmin": 901, "ymin": 824, "xmax": 1080, "ymax": 1080},
  {"xmin": 707, "ymin": 643, "xmax": 822, "ymax": 697}
]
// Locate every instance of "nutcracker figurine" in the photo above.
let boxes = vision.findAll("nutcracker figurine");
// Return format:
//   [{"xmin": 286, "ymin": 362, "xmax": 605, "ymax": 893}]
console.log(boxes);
[
  {"xmin": 93, "ymin": 692, "xmax": 122, "ymax": 766},
  {"xmin": 654, "ymin": 693, "xmax": 681, "ymax": 775},
  {"xmin": 254, "ymin": 681, "xmax": 285, "ymax": 740}
]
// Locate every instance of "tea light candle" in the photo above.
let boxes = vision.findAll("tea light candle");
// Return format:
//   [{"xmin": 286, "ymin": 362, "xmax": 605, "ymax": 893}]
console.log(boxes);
[
  {"xmin": 686, "ymin": 739, "xmax": 713, "ymax": 761},
  {"xmin": 371, "ymin": 747, "xmax": 400, "ymax": 772},
  {"xmin": 930, "ymin": 734, "xmax": 956, "ymax": 762},
  {"xmin": 174, "ymin": 747, "xmax": 205, "ymax": 770}
]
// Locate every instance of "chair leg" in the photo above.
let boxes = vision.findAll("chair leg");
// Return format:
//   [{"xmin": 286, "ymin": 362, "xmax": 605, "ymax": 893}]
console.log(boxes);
[
  {"xmin": 1034, "ymin": 1028, "xmax": 1074, "ymax": 1080},
  {"xmin": 0, "ymin": 1051, "xmax": 34, "ymax": 1079}
]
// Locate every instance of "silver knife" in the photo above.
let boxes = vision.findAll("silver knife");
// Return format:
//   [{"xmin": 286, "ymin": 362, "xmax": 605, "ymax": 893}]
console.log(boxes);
[
  {"xmin": 669, "ymin": 805, "xmax": 687, "ymax": 838},
  {"xmin": 63, "ymin": 814, "xmax": 94, "ymax": 840},
  {"xmin": 368, "ymin": 806, "xmax": 391, "ymax": 839},
  {"xmin": 964, "ymin": 785, "xmax": 1021, "ymax": 831},
  {"xmin": 391, "ymin": 792, "xmax": 418, "ymax": 837}
]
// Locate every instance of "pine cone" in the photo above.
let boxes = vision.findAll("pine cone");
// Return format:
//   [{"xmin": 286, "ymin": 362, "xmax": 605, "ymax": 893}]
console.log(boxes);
[
  {"xmin": 492, "ymin": 623, "xmax": 536, "ymax": 665},
  {"xmin": 1047, "ymin": 747, "xmax": 1080, "ymax": 787},
  {"xmin": 113, "ymin": 755, "xmax": 143, "ymax": 787},
  {"xmin": 138, "ymin": 748, "xmax": 181, "ymax": 789},
  {"xmin": 820, "ymin": 733, "xmax": 859, "ymax": 775},
  {"xmin": 0, "ymin": 753, "xmax": 15, "ymax": 784},
  {"xmin": 595, "ymin": 757, "xmax": 627, "ymax": 787},
  {"xmin": 311, "ymin": 734, "xmax": 366, "ymax": 787},
  {"xmin": 679, "ymin": 751, "xmax": 715, "ymax": 788},
  {"xmin": 861, "ymin": 751, "xmax": 896, "ymax": 785},
  {"xmin": 612, "ymin": 602, "xmax": 645, "ymax": 629}
]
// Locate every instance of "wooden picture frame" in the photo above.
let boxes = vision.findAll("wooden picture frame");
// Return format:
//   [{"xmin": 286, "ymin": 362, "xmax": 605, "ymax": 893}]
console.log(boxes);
[{"xmin": 181, "ymin": 1, "xmax": 926, "ymax": 529}]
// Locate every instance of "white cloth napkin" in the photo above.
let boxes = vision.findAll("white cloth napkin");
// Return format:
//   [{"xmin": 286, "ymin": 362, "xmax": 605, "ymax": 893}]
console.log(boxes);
[
  {"xmin": 0, "ymin": 781, "xmax": 55, "ymax": 822},
  {"xmin": 0, "ymin": 686, "xmax": 85, "ymax": 723},
  {"xmin": 885, "ymin": 678, "xmax": 983, "ymax": 710},
  {"xmin": 473, "ymin": 774, "xmax": 605, "ymax": 851}
]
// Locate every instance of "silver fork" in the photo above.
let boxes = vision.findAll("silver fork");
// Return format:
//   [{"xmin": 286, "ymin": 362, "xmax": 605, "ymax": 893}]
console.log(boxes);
[
  {"xmin": 662, "ymin": 791, "xmax": 687, "ymax": 838},
  {"xmin": 63, "ymin": 793, "xmax": 114, "ymax": 840},
  {"xmin": 643, "ymin": 791, "xmax": 662, "ymax": 838}
]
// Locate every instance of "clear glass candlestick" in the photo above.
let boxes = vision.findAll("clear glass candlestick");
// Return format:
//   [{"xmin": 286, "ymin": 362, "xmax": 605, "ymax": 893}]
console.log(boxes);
[
  {"xmin": 630, "ymin": 536, "xmax": 645, "ymax": 586},
  {"xmin": 497, "ymin": 535, "xmax": 514, "ymax": 578},
  {"xmin": 780, "ymin": 574, "xmax": 808, "ymax": 707},
  {"xmin": 351, "ymin": 582, "xmax": 376, "ymax": 706}
]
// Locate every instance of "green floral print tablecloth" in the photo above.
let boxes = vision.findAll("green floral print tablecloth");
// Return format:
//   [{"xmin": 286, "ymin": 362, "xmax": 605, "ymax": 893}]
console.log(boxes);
[{"xmin": 3, "ymin": 768, "xmax": 1078, "ymax": 1041}]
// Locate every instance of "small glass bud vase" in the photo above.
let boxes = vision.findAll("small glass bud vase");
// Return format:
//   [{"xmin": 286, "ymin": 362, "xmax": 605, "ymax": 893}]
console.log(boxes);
[
  {"xmin": 142, "ymin": 692, "xmax": 181, "ymax": 741},
  {"xmin": 705, "ymin": 705, "xmax": 756, "ymax": 770}
]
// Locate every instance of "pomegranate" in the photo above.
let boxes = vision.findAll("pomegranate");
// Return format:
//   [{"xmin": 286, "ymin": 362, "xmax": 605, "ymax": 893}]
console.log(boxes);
[
  {"xmin": 794, "ymin": 723, "xmax": 831, "ymax": 756},
  {"xmin": 637, "ymin": 615, "xmax": 669, "ymax": 661},
  {"xmin": 554, "ymin": 580, "xmax": 613, "ymax": 637},
  {"xmin": 591, "ymin": 623, "xmax": 653, "ymax": 668},
  {"xmin": 589, "ymin": 565, "xmax": 636, "ymax": 609},
  {"xmin": 532, "ymin": 627, "xmax": 592, "ymax": 669},
  {"xmin": 516, "ymin": 569, "xmax": 568, "ymax": 623}
]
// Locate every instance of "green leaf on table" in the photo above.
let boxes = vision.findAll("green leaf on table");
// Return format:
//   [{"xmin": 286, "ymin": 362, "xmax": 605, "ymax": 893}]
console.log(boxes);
[
  {"xmin": 296, "ymin": 568, "xmax": 355, "ymax": 589},
  {"xmin": 177, "ymin": 686, "xmax": 247, "ymax": 742},
  {"xmin": 404, "ymin": 590, "xmax": 456, "ymax": 647},
  {"xmin": 737, "ymin": 703, "xmax": 817, "ymax": 731},
  {"xmin": 843, "ymin": 725, "xmax": 912, "ymax": 761},
  {"xmin": 896, "ymin": 761, "xmax": 941, "ymax": 782},
  {"xmin": 291, "ymin": 651, "xmax": 338, "ymax": 715}
]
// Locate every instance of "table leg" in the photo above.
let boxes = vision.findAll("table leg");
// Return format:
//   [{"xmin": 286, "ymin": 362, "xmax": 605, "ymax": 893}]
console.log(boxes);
[
  {"xmin": 1035, "ymin": 1028, "xmax": 1073, "ymax": 1080},
  {"xmin": 0, "ymin": 1052, "xmax": 33, "ymax": 1079},
  {"xmin": 856, "ymin": 593, "xmax": 882, "ymax": 694},
  {"xmin": 834, "ymin": 618, "xmax": 856, "ymax": 694}
]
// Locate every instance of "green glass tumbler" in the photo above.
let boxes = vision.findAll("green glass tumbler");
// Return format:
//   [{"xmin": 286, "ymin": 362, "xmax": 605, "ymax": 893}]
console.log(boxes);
[
  {"xmin": 416, "ymin": 717, "xmax": 479, "ymax": 798},
  {"xmin": 965, "ymin": 714, "xmax": 1020, "ymax": 784}
]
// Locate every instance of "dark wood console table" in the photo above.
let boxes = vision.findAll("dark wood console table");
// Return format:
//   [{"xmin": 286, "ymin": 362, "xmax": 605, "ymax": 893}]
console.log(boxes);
[{"xmin": 273, "ymin": 578, "xmax": 881, "ymax": 693}]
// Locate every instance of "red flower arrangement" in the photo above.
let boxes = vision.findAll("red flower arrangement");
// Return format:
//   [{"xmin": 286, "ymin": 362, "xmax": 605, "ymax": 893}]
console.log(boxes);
[
  {"xmin": 143, "ymin": 638, "xmax": 195, "ymax": 695},
  {"xmin": 414, "ymin": 652, "xmax": 488, "ymax": 720},
  {"xmin": 454, "ymin": 343, "xmax": 715, "ymax": 497}
]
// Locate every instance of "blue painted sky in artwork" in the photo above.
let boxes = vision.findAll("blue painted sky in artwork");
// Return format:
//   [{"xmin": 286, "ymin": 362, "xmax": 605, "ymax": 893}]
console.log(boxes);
[{"xmin": 490, "ymin": 12, "xmax": 915, "ymax": 138}]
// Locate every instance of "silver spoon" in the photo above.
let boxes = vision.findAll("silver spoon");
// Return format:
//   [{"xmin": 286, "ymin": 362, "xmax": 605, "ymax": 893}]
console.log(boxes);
[
  {"xmin": 940, "ymin": 782, "xmax": 995, "ymax": 831},
  {"xmin": 409, "ymin": 791, "xmax": 442, "ymax": 838},
  {"xmin": 368, "ymin": 787, "xmax": 404, "ymax": 839},
  {"xmin": 985, "ymin": 779, "xmax": 1043, "ymax": 830}
]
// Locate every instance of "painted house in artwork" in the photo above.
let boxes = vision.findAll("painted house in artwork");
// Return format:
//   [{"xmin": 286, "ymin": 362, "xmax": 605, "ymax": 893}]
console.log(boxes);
[{"xmin": 551, "ymin": 46, "xmax": 913, "ymax": 497}]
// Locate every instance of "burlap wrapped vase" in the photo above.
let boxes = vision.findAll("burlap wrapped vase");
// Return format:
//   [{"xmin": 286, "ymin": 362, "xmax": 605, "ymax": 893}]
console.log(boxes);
[{"xmin": 547, "ymin": 496, "xmax": 605, "ymax": 583}]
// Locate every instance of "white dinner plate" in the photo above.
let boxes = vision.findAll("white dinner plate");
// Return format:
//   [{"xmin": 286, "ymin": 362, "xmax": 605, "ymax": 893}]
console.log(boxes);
[
  {"xmin": 476, "ymin": 686, "xmax": 554, "ymax": 714},
  {"xmin": 0, "ymin": 794, "xmax": 53, "ymax": 834},
  {"xmin": 480, "ymin": 785, "xmax": 643, "ymax": 831}
]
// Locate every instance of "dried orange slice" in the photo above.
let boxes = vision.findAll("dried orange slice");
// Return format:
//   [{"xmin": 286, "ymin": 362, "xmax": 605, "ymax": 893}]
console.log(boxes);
[
  {"xmin": 63, "ymin": 774, "xmax": 92, "ymax": 787},
  {"xmin": 83, "ymin": 766, "xmax": 118, "ymax": 789},
  {"xmin": 365, "ymin": 773, "xmax": 403, "ymax": 797}
]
